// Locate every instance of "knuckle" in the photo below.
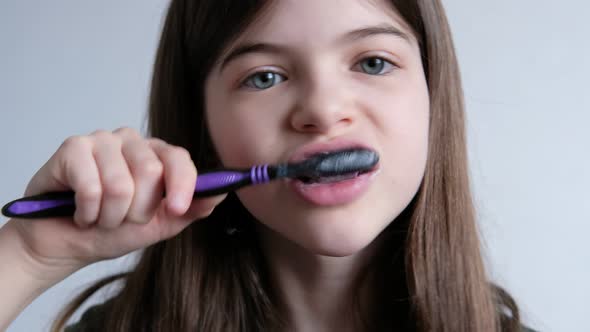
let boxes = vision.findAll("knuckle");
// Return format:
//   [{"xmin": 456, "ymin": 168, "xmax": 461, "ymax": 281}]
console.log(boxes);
[
  {"xmin": 146, "ymin": 137, "xmax": 165, "ymax": 146},
  {"xmin": 90, "ymin": 129, "xmax": 112, "ymax": 138},
  {"xmin": 113, "ymin": 126, "xmax": 140, "ymax": 138},
  {"xmin": 90, "ymin": 130, "xmax": 122, "ymax": 147},
  {"xmin": 168, "ymin": 146, "xmax": 191, "ymax": 160},
  {"xmin": 137, "ymin": 159, "xmax": 163, "ymax": 177},
  {"xmin": 102, "ymin": 176, "xmax": 134, "ymax": 198},
  {"xmin": 60, "ymin": 135, "xmax": 91, "ymax": 152},
  {"xmin": 77, "ymin": 183, "xmax": 102, "ymax": 201}
]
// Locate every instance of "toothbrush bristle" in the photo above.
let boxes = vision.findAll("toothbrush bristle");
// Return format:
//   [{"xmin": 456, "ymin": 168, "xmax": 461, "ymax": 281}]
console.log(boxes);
[{"xmin": 292, "ymin": 148, "xmax": 378, "ymax": 180}]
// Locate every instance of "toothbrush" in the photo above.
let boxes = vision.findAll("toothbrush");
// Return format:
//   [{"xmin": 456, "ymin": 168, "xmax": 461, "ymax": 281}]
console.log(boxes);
[{"xmin": 2, "ymin": 148, "xmax": 378, "ymax": 219}]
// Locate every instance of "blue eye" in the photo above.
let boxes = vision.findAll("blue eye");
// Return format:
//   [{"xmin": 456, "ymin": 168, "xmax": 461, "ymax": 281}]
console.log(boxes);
[
  {"xmin": 242, "ymin": 71, "xmax": 287, "ymax": 90},
  {"xmin": 356, "ymin": 57, "xmax": 396, "ymax": 75}
]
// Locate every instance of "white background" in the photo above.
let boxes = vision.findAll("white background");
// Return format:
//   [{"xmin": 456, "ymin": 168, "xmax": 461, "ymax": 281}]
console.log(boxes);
[{"xmin": 1, "ymin": 1, "xmax": 588, "ymax": 331}]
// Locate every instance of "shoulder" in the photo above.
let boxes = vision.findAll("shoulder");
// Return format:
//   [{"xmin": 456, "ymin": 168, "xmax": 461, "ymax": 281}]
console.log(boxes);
[{"xmin": 64, "ymin": 299, "xmax": 114, "ymax": 332}]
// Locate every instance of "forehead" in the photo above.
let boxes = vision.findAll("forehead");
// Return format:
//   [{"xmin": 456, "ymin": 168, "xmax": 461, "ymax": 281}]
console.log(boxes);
[{"xmin": 233, "ymin": 0, "xmax": 417, "ymax": 46}]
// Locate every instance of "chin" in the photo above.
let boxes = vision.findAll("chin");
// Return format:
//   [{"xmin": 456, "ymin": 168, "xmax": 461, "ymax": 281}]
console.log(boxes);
[
  {"xmin": 296, "ymin": 227, "xmax": 383, "ymax": 257},
  {"xmin": 238, "ymin": 185, "xmax": 395, "ymax": 258},
  {"xmin": 258, "ymin": 215, "xmax": 386, "ymax": 259}
]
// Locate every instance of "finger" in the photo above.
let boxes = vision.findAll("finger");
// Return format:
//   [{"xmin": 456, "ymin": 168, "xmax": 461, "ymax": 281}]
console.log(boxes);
[
  {"xmin": 120, "ymin": 138, "xmax": 164, "ymax": 224},
  {"xmin": 91, "ymin": 131, "xmax": 134, "ymax": 229},
  {"xmin": 185, "ymin": 193, "xmax": 228, "ymax": 220},
  {"xmin": 148, "ymin": 139, "xmax": 197, "ymax": 216},
  {"xmin": 100, "ymin": 193, "xmax": 227, "ymax": 253},
  {"xmin": 160, "ymin": 193, "xmax": 228, "ymax": 239},
  {"xmin": 57, "ymin": 136, "xmax": 103, "ymax": 228},
  {"xmin": 112, "ymin": 126, "xmax": 142, "ymax": 140}
]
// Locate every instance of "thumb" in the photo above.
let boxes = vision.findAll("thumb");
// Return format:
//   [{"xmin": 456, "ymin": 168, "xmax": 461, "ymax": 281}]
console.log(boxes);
[{"xmin": 158, "ymin": 193, "xmax": 228, "ymax": 239}]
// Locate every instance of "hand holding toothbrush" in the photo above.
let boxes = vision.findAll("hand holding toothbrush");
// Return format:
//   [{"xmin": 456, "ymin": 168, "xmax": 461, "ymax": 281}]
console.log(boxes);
[{"xmin": 1, "ymin": 127, "xmax": 228, "ymax": 280}]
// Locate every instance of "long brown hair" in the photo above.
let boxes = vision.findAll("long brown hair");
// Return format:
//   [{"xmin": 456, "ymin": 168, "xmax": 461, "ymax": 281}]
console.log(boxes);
[{"xmin": 51, "ymin": 1, "xmax": 522, "ymax": 331}]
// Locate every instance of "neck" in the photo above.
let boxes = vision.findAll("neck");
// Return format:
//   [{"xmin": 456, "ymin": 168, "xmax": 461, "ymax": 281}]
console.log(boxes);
[{"xmin": 256, "ymin": 225, "xmax": 387, "ymax": 332}]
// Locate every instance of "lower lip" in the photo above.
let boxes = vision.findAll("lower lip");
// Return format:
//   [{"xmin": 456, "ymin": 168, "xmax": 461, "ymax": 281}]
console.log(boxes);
[{"xmin": 288, "ymin": 169, "xmax": 379, "ymax": 206}]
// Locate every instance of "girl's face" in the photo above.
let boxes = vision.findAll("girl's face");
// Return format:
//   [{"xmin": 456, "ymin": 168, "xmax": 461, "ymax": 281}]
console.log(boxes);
[{"xmin": 205, "ymin": 0, "xmax": 429, "ymax": 256}]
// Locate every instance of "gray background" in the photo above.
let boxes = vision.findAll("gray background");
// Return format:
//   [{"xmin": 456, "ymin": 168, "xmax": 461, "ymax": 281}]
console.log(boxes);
[{"xmin": 1, "ymin": 1, "xmax": 588, "ymax": 331}]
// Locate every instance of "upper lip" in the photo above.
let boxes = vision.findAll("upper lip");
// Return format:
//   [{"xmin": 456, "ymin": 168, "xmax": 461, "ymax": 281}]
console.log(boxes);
[{"xmin": 287, "ymin": 138, "xmax": 379, "ymax": 166}]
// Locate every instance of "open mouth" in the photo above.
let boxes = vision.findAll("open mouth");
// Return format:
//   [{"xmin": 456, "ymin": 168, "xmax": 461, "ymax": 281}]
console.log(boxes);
[
  {"xmin": 289, "ymin": 146, "xmax": 380, "ymax": 185},
  {"xmin": 296, "ymin": 169, "xmax": 375, "ymax": 184}
]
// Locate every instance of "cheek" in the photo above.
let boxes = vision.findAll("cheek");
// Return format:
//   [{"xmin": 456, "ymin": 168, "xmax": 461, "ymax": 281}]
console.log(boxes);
[
  {"xmin": 205, "ymin": 93, "xmax": 286, "ymax": 168},
  {"xmin": 383, "ymin": 91, "xmax": 430, "ymax": 154},
  {"xmin": 365, "ymin": 73, "xmax": 430, "ymax": 151},
  {"xmin": 366, "ymin": 74, "xmax": 430, "ymax": 195}
]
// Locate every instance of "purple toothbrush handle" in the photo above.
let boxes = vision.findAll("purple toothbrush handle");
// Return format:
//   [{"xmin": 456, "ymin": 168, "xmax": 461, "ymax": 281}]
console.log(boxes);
[
  {"xmin": 194, "ymin": 165, "xmax": 270, "ymax": 196},
  {"xmin": 195, "ymin": 171, "xmax": 250, "ymax": 191},
  {"xmin": 195, "ymin": 166, "xmax": 270, "ymax": 191},
  {"xmin": 2, "ymin": 191, "xmax": 77, "ymax": 218},
  {"xmin": 4, "ymin": 197, "xmax": 73, "ymax": 216},
  {"xmin": 2, "ymin": 165, "xmax": 271, "ymax": 219}
]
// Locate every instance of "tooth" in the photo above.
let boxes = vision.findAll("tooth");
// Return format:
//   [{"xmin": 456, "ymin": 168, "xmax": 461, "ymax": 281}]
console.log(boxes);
[{"xmin": 315, "ymin": 172, "xmax": 359, "ymax": 183}]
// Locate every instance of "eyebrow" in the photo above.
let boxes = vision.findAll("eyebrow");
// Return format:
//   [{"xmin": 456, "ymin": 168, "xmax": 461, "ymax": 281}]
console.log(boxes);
[
  {"xmin": 218, "ymin": 23, "xmax": 411, "ymax": 73},
  {"xmin": 344, "ymin": 23, "xmax": 410, "ymax": 44}
]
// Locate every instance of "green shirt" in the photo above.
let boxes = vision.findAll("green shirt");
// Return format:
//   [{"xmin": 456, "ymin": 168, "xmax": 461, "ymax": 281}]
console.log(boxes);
[{"xmin": 64, "ymin": 300, "xmax": 540, "ymax": 331}]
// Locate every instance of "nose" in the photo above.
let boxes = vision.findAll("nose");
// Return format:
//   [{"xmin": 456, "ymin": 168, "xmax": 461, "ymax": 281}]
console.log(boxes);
[{"xmin": 289, "ymin": 73, "xmax": 356, "ymax": 134}]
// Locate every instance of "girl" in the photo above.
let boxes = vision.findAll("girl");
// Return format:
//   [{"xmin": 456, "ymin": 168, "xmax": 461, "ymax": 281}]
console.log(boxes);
[{"xmin": 0, "ymin": 0, "xmax": 537, "ymax": 331}]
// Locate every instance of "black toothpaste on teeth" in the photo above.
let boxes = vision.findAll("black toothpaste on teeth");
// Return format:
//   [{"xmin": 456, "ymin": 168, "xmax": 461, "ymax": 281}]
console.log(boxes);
[
  {"xmin": 290, "ymin": 148, "xmax": 379, "ymax": 184},
  {"xmin": 301, "ymin": 172, "xmax": 361, "ymax": 184}
]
